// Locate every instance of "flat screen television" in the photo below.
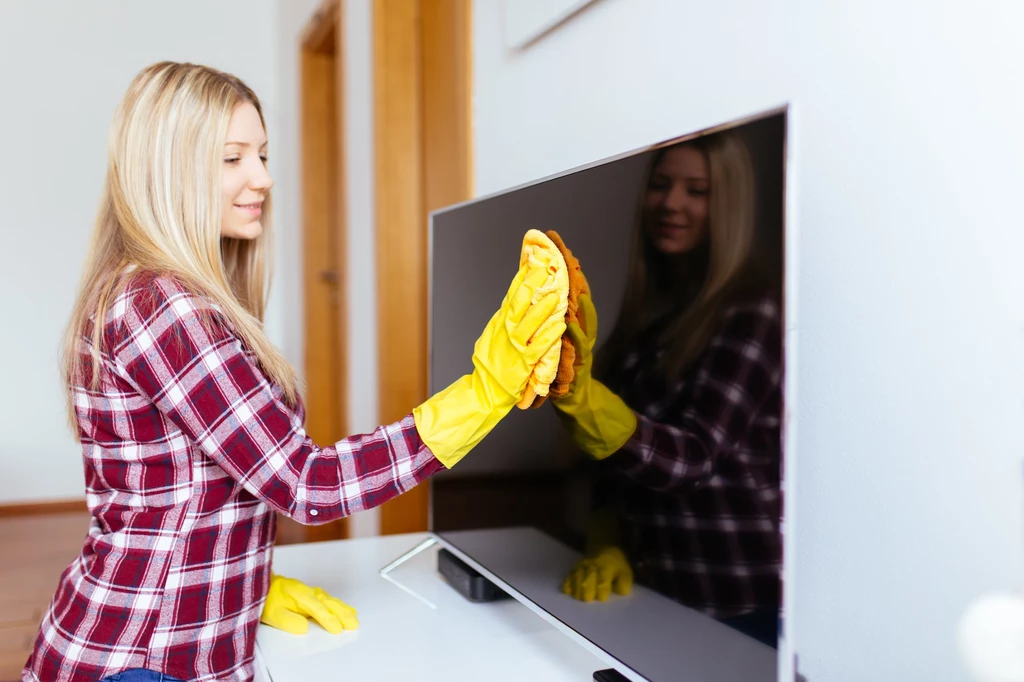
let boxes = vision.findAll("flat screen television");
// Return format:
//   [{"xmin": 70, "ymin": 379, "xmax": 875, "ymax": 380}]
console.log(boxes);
[{"xmin": 427, "ymin": 106, "xmax": 792, "ymax": 682}]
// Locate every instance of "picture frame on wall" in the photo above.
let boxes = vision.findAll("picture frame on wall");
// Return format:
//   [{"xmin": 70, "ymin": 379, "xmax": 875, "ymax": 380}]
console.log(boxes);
[{"xmin": 502, "ymin": 0, "xmax": 601, "ymax": 49}]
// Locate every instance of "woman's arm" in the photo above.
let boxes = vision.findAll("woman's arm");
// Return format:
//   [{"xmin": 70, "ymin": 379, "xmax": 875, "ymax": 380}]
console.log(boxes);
[
  {"xmin": 112, "ymin": 275, "xmax": 441, "ymax": 525},
  {"xmin": 610, "ymin": 297, "xmax": 782, "ymax": 492}
]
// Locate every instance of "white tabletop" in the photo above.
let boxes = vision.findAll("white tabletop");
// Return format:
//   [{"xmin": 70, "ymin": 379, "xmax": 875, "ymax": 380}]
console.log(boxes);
[{"xmin": 254, "ymin": 533, "xmax": 613, "ymax": 682}]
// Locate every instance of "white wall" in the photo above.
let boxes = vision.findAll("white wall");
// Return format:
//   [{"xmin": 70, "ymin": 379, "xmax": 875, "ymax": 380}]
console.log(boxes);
[
  {"xmin": 472, "ymin": 0, "xmax": 1024, "ymax": 680},
  {"xmin": 0, "ymin": 0, "xmax": 381, "ymax": 541},
  {"xmin": 0, "ymin": 0, "xmax": 281, "ymax": 503}
]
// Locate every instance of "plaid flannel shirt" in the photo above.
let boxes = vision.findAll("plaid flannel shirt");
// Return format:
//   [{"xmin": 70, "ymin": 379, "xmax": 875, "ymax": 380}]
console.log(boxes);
[
  {"xmin": 23, "ymin": 272, "xmax": 443, "ymax": 682},
  {"xmin": 601, "ymin": 293, "xmax": 783, "ymax": 619}
]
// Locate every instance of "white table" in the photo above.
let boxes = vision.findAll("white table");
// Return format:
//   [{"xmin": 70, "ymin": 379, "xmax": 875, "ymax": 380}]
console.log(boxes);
[{"xmin": 254, "ymin": 532, "xmax": 614, "ymax": 682}]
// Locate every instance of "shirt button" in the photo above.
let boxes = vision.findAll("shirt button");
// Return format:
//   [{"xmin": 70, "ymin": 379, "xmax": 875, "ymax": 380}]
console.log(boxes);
[{"xmin": 310, "ymin": 509, "xmax": 318, "ymax": 517}]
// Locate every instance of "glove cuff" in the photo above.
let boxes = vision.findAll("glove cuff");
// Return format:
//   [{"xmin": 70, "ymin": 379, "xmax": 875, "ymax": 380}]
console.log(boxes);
[
  {"xmin": 554, "ymin": 379, "xmax": 637, "ymax": 460},
  {"xmin": 413, "ymin": 372, "xmax": 514, "ymax": 468}
]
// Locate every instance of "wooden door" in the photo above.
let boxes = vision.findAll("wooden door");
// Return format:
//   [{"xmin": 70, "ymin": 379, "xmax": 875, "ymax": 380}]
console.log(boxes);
[
  {"xmin": 374, "ymin": 0, "xmax": 474, "ymax": 534},
  {"xmin": 278, "ymin": 0, "xmax": 349, "ymax": 545}
]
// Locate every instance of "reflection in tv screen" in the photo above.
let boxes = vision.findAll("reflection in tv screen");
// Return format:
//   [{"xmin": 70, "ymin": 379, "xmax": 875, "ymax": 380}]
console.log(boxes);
[{"xmin": 430, "ymin": 110, "xmax": 787, "ymax": 681}]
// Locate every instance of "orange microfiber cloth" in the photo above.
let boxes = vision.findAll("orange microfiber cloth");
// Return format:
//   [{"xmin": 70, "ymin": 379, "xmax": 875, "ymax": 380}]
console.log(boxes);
[{"xmin": 516, "ymin": 230, "xmax": 590, "ymax": 410}]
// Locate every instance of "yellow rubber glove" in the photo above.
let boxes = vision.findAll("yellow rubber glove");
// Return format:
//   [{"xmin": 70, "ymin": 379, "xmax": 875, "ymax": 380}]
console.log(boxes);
[
  {"xmin": 562, "ymin": 546, "xmax": 634, "ymax": 602},
  {"xmin": 413, "ymin": 244, "xmax": 567, "ymax": 468},
  {"xmin": 515, "ymin": 229, "xmax": 570, "ymax": 408},
  {"xmin": 551, "ymin": 293, "xmax": 638, "ymax": 459},
  {"xmin": 260, "ymin": 574, "xmax": 359, "ymax": 635}
]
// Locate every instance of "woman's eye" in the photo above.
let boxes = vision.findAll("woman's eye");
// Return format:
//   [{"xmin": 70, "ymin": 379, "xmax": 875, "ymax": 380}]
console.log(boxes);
[
  {"xmin": 260, "ymin": 155, "xmax": 269, "ymax": 164},
  {"xmin": 225, "ymin": 157, "xmax": 241, "ymax": 165}
]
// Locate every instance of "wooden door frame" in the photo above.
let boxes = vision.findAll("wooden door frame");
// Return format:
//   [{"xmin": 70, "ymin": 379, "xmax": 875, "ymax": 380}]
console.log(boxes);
[
  {"xmin": 281, "ymin": 0, "xmax": 350, "ymax": 545},
  {"xmin": 375, "ymin": 0, "xmax": 473, "ymax": 534}
]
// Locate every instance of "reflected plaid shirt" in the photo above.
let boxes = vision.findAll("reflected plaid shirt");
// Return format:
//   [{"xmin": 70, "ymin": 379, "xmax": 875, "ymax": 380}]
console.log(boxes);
[
  {"xmin": 601, "ymin": 293, "xmax": 783, "ymax": 619},
  {"xmin": 23, "ymin": 272, "xmax": 443, "ymax": 682}
]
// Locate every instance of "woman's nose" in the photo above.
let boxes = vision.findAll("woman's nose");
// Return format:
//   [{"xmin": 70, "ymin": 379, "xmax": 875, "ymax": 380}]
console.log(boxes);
[
  {"xmin": 251, "ymin": 164, "xmax": 274, "ymax": 192},
  {"xmin": 662, "ymin": 184, "xmax": 688, "ymax": 211}
]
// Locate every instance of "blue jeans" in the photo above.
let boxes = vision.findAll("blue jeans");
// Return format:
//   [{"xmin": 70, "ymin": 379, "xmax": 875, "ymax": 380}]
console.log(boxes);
[{"xmin": 97, "ymin": 670, "xmax": 185, "ymax": 682}]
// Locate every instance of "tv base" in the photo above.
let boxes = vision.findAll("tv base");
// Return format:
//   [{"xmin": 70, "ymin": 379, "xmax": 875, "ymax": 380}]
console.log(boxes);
[{"xmin": 437, "ymin": 547, "xmax": 511, "ymax": 603}]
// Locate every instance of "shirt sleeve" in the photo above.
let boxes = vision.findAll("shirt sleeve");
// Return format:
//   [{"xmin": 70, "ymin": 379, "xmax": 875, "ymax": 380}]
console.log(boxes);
[
  {"xmin": 112, "ymin": 275, "xmax": 443, "ymax": 524},
  {"xmin": 610, "ymin": 297, "xmax": 783, "ymax": 492}
]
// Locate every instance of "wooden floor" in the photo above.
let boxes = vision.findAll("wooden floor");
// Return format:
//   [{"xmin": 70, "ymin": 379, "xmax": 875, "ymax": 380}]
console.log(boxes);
[
  {"xmin": 0, "ymin": 512, "xmax": 92, "ymax": 680},
  {"xmin": 0, "ymin": 511, "xmax": 345, "ymax": 680}
]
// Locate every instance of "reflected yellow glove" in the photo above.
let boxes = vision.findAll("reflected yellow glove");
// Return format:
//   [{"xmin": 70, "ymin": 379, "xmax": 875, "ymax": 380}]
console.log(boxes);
[
  {"xmin": 414, "ymin": 232, "xmax": 568, "ymax": 468},
  {"xmin": 562, "ymin": 546, "xmax": 634, "ymax": 602},
  {"xmin": 260, "ymin": 574, "xmax": 359, "ymax": 635},
  {"xmin": 551, "ymin": 293, "xmax": 637, "ymax": 459}
]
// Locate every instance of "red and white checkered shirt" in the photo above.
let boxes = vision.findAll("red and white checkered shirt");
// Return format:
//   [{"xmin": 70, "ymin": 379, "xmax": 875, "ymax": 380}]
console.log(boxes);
[
  {"xmin": 598, "ymin": 292, "xmax": 783, "ymax": 619},
  {"xmin": 23, "ymin": 272, "xmax": 444, "ymax": 682}
]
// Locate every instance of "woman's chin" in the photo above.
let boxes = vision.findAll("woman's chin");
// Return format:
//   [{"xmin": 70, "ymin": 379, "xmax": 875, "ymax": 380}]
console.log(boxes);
[
  {"xmin": 223, "ymin": 221, "xmax": 263, "ymax": 240},
  {"xmin": 653, "ymin": 235, "xmax": 699, "ymax": 256}
]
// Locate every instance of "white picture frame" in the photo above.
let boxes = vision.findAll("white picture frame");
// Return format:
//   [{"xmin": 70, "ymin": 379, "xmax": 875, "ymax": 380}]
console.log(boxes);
[{"xmin": 502, "ymin": 0, "xmax": 600, "ymax": 49}]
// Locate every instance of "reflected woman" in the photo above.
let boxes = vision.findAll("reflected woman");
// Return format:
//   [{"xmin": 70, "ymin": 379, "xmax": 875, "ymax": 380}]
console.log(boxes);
[{"xmin": 553, "ymin": 131, "xmax": 783, "ymax": 648}]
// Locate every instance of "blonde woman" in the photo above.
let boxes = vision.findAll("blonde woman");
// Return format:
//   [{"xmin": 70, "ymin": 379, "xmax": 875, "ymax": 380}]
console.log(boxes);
[
  {"xmin": 23, "ymin": 61, "xmax": 565, "ymax": 682},
  {"xmin": 555, "ymin": 133, "xmax": 783, "ymax": 647}
]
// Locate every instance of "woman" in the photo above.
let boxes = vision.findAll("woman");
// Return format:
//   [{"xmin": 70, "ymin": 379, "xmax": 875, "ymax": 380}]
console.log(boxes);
[
  {"xmin": 555, "ymin": 131, "xmax": 783, "ymax": 647},
  {"xmin": 23, "ymin": 62, "xmax": 565, "ymax": 682}
]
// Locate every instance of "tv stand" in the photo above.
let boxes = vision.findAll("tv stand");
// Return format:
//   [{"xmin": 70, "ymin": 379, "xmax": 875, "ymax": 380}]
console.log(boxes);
[{"xmin": 437, "ymin": 547, "xmax": 511, "ymax": 603}]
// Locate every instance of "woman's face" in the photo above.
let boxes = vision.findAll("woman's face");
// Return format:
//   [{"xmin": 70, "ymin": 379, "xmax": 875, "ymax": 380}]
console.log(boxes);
[
  {"xmin": 643, "ymin": 145, "xmax": 710, "ymax": 255},
  {"xmin": 221, "ymin": 102, "xmax": 273, "ymax": 240}
]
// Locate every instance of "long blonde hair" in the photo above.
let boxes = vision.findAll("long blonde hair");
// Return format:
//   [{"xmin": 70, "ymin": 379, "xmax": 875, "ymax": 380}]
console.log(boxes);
[
  {"xmin": 599, "ymin": 130, "xmax": 765, "ymax": 385},
  {"xmin": 61, "ymin": 61, "xmax": 299, "ymax": 429}
]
